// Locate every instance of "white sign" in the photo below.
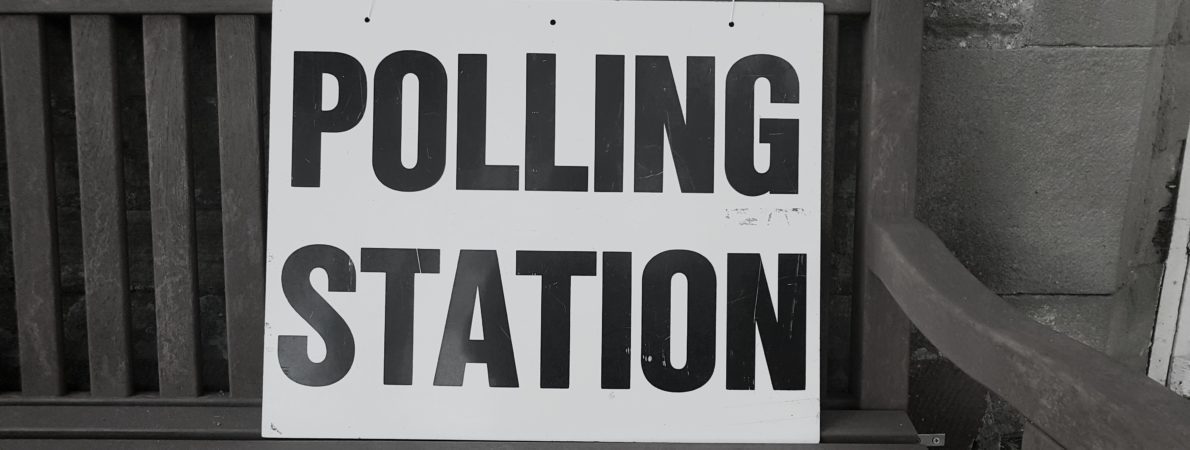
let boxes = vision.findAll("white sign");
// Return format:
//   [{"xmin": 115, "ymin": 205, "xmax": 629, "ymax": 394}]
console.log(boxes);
[{"xmin": 263, "ymin": 0, "xmax": 822, "ymax": 443}]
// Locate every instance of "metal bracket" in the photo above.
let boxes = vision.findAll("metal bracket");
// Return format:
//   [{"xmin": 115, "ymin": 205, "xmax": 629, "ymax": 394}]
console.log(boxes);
[{"xmin": 919, "ymin": 433, "xmax": 946, "ymax": 447}]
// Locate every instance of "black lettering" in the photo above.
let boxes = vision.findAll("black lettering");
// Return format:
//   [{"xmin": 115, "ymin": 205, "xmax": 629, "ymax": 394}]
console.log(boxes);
[
  {"xmin": 526, "ymin": 53, "xmax": 588, "ymax": 191},
  {"xmin": 634, "ymin": 56, "xmax": 715, "ymax": 193},
  {"xmin": 516, "ymin": 251, "xmax": 597, "ymax": 388},
  {"xmin": 726, "ymin": 253, "xmax": 806, "ymax": 390},
  {"xmin": 277, "ymin": 244, "xmax": 357, "ymax": 387},
  {"xmin": 291, "ymin": 52, "xmax": 366, "ymax": 187},
  {"xmin": 594, "ymin": 55, "xmax": 625, "ymax": 192},
  {"xmin": 373, "ymin": 50, "xmax": 448, "ymax": 192},
  {"xmin": 361, "ymin": 248, "xmax": 440, "ymax": 386},
  {"xmin": 601, "ymin": 252, "xmax": 632, "ymax": 389},
  {"xmin": 641, "ymin": 250, "xmax": 716, "ymax": 392},
  {"xmin": 457, "ymin": 54, "xmax": 519, "ymax": 190},
  {"xmin": 434, "ymin": 250, "xmax": 519, "ymax": 387},
  {"xmin": 725, "ymin": 54, "xmax": 800, "ymax": 196}
]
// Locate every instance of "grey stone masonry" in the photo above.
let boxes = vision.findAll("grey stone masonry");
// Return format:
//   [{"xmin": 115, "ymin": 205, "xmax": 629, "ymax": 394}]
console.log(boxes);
[
  {"xmin": 1026, "ymin": 0, "xmax": 1183, "ymax": 47},
  {"xmin": 917, "ymin": 48, "xmax": 1152, "ymax": 294},
  {"xmin": 909, "ymin": 0, "xmax": 1190, "ymax": 447}
]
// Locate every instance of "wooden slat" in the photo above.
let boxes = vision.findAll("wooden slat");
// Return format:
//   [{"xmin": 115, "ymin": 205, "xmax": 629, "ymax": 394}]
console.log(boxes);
[
  {"xmin": 0, "ymin": 404, "xmax": 917, "ymax": 447},
  {"xmin": 852, "ymin": 0, "xmax": 922, "ymax": 410},
  {"xmin": 215, "ymin": 15, "xmax": 265, "ymax": 399},
  {"xmin": 0, "ymin": 15, "xmax": 65, "ymax": 397},
  {"xmin": 0, "ymin": 404, "xmax": 257, "ymax": 439},
  {"xmin": 1, "ymin": 0, "xmax": 872, "ymax": 14},
  {"xmin": 71, "ymin": 14, "xmax": 133, "ymax": 398},
  {"xmin": 3, "ymin": 0, "xmax": 271, "ymax": 14},
  {"xmin": 143, "ymin": 15, "xmax": 201, "ymax": 397},
  {"xmin": 0, "ymin": 393, "xmax": 259, "ymax": 406},
  {"xmin": 820, "ymin": 410, "xmax": 918, "ymax": 444},
  {"xmin": 871, "ymin": 219, "xmax": 1190, "ymax": 450},
  {"xmin": 820, "ymin": 14, "xmax": 839, "ymax": 396}
]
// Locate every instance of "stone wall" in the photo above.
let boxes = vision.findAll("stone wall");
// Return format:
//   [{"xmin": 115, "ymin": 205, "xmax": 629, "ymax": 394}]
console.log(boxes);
[{"xmin": 913, "ymin": 0, "xmax": 1190, "ymax": 448}]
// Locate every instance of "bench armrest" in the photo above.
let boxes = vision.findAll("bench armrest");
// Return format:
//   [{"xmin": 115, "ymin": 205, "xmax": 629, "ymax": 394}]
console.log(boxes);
[{"xmin": 869, "ymin": 219, "xmax": 1190, "ymax": 449}]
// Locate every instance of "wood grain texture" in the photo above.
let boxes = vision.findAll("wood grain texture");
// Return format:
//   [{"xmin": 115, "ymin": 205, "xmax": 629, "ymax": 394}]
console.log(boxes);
[
  {"xmin": 143, "ymin": 15, "xmax": 201, "ymax": 397},
  {"xmin": 820, "ymin": 14, "xmax": 839, "ymax": 396},
  {"xmin": 821, "ymin": 410, "xmax": 918, "ymax": 444},
  {"xmin": 215, "ymin": 15, "xmax": 265, "ymax": 399},
  {"xmin": 2, "ymin": 0, "xmax": 270, "ymax": 14},
  {"xmin": 71, "ymin": 14, "xmax": 133, "ymax": 398},
  {"xmin": 0, "ymin": 15, "xmax": 65, "ymax": 397},
  {"xmin": 0, "ymin": 404, "xmax": 917, "ymax": 447},
  {"xmin": 872, "ymin": 219, "xmax": 1190, "ymax": 450},
  {"xmin": 1, "ymin": 0, "xmax": 870, "ymax": 15},
  {"xmin": 852, "ymin": 0, "xmax": 922, "ymax": 410}
]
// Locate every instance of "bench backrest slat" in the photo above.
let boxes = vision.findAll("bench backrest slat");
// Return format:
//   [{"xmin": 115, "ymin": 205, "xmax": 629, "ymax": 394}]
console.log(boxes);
[
  {"xmin": 853, "ymin": 0, "xmax": 922, "ymax": 410},
  {"xmin": 819, "ymin": 14, "xmax": 840, "ymax": 393},
  {"xmin": 72, "ymin": 14, "xmax": 134, "ymax": 398},
  {"xmin": 143, "ymin": 14, "xmax": 202, "ymax": 398},
  {"xmin": 215, "ymin": 15, "xmax": 266, "ymax": 399},
  {"xmin": 0, "ymin": 15, "xmax": 66, "ymax": 397}
]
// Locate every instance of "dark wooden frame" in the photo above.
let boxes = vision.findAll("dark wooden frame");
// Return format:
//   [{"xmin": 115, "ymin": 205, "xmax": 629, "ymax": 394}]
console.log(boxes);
[{"xmin": 4, "ymin": 0, "xmax": 1185, "ymax": 448}]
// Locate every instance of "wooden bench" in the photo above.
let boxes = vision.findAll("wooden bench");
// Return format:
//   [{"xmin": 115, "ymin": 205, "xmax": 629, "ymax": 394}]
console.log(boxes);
[{"xmin": 1, "ymin": 0, "xmax": 1187, "ymax": 448}]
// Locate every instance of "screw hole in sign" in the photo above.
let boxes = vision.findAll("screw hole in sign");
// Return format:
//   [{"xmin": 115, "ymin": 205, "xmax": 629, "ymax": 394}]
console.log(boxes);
[
  {"xmin": 729, "ymin": 21, "xmax": 735, "ymax": 27},
  {"xmin": 364, "ymin": 17, "xmax": 371, "ymax": 23},
  {"xmin": 550, "ymin": 19, "xmax": 557, "ymax": 25}
]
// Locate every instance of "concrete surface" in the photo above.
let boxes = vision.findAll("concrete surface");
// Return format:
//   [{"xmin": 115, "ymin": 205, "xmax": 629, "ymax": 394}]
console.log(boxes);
[{"xmin": 917, "ymin": 47, "xmax": 1152, "ymax": 294}]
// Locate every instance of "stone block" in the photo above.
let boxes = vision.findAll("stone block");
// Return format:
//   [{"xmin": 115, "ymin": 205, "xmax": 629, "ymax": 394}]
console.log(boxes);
[
  {"xmin": 924, "ymin": 0, "xmax": 1033, "ymax": 50},
  {"xmin": 1024, "ymin": 0, "xmax": 1171, "ymax": 46},
  {"xmin": 918, "ymin": 48, "xmax": 1154, "ymax": 294}
]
